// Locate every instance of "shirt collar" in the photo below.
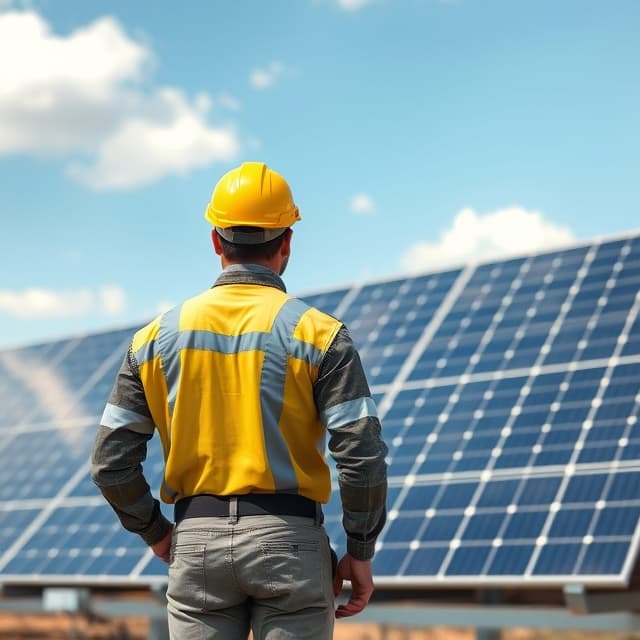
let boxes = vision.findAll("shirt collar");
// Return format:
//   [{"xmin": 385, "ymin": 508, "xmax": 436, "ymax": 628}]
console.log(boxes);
[{"xmin": 213, "ymin": 263, "xmax": 287, "ymax": 292}]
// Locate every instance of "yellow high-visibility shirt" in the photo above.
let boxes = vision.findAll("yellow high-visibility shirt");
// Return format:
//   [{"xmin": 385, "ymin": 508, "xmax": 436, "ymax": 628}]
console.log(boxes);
[{"xmin": 131, "ymin": 282, "xmax": 342, "ymax": 504}]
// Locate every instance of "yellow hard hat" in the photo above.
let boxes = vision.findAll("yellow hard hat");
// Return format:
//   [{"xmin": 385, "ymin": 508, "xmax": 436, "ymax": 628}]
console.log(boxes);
[{"xmin": 205, "ymin": 162, "xmax": 301, "ymax": 233}]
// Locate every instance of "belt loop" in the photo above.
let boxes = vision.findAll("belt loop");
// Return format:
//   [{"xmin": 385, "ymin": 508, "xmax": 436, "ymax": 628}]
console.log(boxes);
[
  {"xmin": 228, "ymin": 496, "xmax": 239, "ymax": 524},
  {"xmin": 314, "ymin": 502, "xmax": 323, "ymax": 526}
]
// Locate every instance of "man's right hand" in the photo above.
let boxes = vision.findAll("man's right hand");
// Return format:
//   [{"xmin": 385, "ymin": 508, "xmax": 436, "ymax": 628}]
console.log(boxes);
[
  {"xmin": 150, "ymin": 527, "xmax": 173, "ymax": 564},
  {"xmin": 332, "ymin": 554, "xmax": 374, "ymax": 618}
]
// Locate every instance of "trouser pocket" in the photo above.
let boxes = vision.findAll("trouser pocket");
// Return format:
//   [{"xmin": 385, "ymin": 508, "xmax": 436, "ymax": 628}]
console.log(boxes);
[
  {"xmin": 167, "ymin": 540, "xmax": 207, "ymax": 612},
  {"xmin": 248, "ymin": 524, "xmax": 333, "ymax": 610}
]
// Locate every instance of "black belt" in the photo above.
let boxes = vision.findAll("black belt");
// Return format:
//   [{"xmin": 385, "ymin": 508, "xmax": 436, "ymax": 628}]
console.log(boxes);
[{"xmin": 174, "ymin": 493, "xmax": 319, "ymax": 523}]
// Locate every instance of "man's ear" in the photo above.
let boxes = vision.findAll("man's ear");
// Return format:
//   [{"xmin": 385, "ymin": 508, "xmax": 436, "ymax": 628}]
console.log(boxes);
[
  {"xmin": 280, "ymin": 229, "xmax": 292, "ymax": 257},
  {"xmin": 212, "ymin": 229, "xmax": 223, "ymax": 256}
]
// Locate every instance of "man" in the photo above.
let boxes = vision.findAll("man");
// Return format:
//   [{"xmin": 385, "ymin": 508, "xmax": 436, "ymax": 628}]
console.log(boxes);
[{"xmin": 92, "ymin": 161, "xmax": 388, "ymax": 639}]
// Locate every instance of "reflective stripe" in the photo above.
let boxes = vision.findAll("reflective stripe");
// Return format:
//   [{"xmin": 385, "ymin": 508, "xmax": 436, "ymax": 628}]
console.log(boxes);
[
  {"xmin": 162, "ymin": 480, "xmax": 178, "ymax": 500},
  {"xmin": 260, "ymin": 298, "xmax": 310, "ymax": 492},
  {"xmin": 320, "ymin": 397, "xmax": 378, "ymax": 430},
  {"xmin": 181, "ymin": 330, "xmax": 269, "ymax": 354},
  {"xmin": 134, "ymin": 340, "xmax": 157, "ymax": 367},
  {"xmin": 290, "ymin": 339, "xmax": 324, "ymax": 367},
  {"xmin": 157, "ymin": 305, "xmax": 183, "ymax": 421},
  {"xmin": 100, "ymin": 403, "xmax": 155, "ymax": 435}
]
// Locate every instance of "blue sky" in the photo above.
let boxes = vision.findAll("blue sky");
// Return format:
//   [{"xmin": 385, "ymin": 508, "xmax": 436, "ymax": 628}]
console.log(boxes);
[{"xmin": 0, "ymin": 0, "xmax": 638, "ymax": 349}]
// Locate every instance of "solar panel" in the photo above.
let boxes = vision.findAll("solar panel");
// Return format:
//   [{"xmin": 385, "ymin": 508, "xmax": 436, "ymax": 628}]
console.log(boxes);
[{"xmin": 0, "ymin": 232, "xmax": 638, "ymax": 588}]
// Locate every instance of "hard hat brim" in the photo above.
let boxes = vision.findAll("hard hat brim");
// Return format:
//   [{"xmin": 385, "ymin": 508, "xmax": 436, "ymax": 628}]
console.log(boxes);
[{"xmin": 215, "ymin": 226, "xmax": 289, "ymax": 245}]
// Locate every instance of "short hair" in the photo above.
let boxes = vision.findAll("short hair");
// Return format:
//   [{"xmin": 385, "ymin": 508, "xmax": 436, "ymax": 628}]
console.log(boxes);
[{"xmin": 217, "ymin": 227, "xmax": 291, "ymax": 262}]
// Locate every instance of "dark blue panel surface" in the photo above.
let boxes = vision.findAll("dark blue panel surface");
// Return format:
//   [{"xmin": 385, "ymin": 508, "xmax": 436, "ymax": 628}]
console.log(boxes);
[
  {"xmin": 533, "ymin": 543, "xmax": 582, "ymax": 575},
  {"xmin": 447, "ymin": 545, "xmax": 492, "ymax": 575},
  {"xmin": 423, "ymin": 515, "xmax": 462, "ymax": 541},
  {"xmin": 579, "ymin": 542, "xmax": 628, "ymax": 575},
  {"xmin": 503, "ymin": 512, "xmax": 547, "ymax": 540},
  {"xmin": 461, "ymin": 514, "xmax": 503, "ymax": 541},
  {"xmin": 488, "ymin": 544, "xmax": 535, "ymax": 575},
  {"xmin": 548, "ymin": 509, "xmax": 594, "ymax": 539},
  {"xmin": 403, "ymin": 547, "xmax": 448, "ymax": 575}
]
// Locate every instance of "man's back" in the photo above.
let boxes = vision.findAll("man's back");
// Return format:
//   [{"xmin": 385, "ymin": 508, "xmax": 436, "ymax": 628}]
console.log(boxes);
[{"xmin": 132, "ymin": 264, "xmax": 342, "ymax": 503}]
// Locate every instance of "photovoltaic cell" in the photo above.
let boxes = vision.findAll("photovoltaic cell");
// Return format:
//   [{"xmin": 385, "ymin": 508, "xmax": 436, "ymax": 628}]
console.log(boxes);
[{"xmin": 0, "ymin": 233, "xmax": 639, "ymax": 587}]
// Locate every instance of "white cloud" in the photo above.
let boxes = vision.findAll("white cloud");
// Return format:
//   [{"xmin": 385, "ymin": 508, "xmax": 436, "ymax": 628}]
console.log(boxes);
[
  {"xmin": 67, "ymin": 89, "xmax": 239, "ymax": 189},
  {"xmin": 0, "ymin": 11, "xmax": 149, "ymax": 154},
  {"xmin": 0, "ymin": 10, "xmax": 241, "ymax": 188},
  {"xmin": 217, "ymin": 92, "xmax": 241, "ymax": 112},
  {"xmin": 0, "ymin": 285, "xmax": 126, "ymax": 318},
  {"xmin": 401, "ymin": 206, "xmax": 575, "ymax": 272},
  {"xmin": 350, "ymin": 193, "xmax": 376, "ymax": 214},
  {"xmin": 337, "ymin": 0, "xmax": 374, "ymax": 10},
  {"xmin": 99, "ymin": 285, "xmax": 126, "ymax": 315},
  {"xmin": 250, "ymin": 62, "xmax": 285, "ymax": 89}
]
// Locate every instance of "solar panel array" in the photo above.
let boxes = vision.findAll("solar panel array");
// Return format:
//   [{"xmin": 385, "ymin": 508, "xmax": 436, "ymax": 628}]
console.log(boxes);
[{"xmin": 0, "ymin": 233, "xmax": 639, "ymax": 587}]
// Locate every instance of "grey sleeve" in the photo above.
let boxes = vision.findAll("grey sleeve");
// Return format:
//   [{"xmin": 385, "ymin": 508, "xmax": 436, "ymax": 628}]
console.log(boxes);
[
  {"xmin": 315, "ymin": 326, "xmax": 388, "ymax": 561},
  {"xmin": 91, "ymin": 348, "xmax": 172, "ymax": 546}
]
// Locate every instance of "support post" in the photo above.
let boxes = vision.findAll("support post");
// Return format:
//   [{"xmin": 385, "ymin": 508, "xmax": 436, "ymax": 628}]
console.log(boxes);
[
  {"xmin": 476, "ymin": 589, "xmax": 502, "ymax": 640},
  {"xmin": 564, "ymin": 584, "xmax": 640, "ymax": 614},
  {"xmin": 148, "ymin": 616, "xmax": 170, "ymax": 640}
]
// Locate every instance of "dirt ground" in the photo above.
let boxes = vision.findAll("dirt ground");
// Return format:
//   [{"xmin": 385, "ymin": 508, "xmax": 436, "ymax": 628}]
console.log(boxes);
[
  {"xmin": 2, "ymin": 614, "xmax": 640, "ymax": 640},
  {"xmin": 335, "ymin": 629, "xmax": 640, "ymax": 640}
]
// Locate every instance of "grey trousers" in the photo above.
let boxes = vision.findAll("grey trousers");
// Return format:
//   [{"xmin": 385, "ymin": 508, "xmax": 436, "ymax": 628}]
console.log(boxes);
[{"xmin": 166, "ymin": 514, "xmax": 335, "ymax": 639}]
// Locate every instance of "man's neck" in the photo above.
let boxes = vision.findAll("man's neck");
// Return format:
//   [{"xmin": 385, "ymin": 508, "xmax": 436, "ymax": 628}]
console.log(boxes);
[{"xmin": 221, "ymin": 257, "xmax": 280, "ymax": 274}]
